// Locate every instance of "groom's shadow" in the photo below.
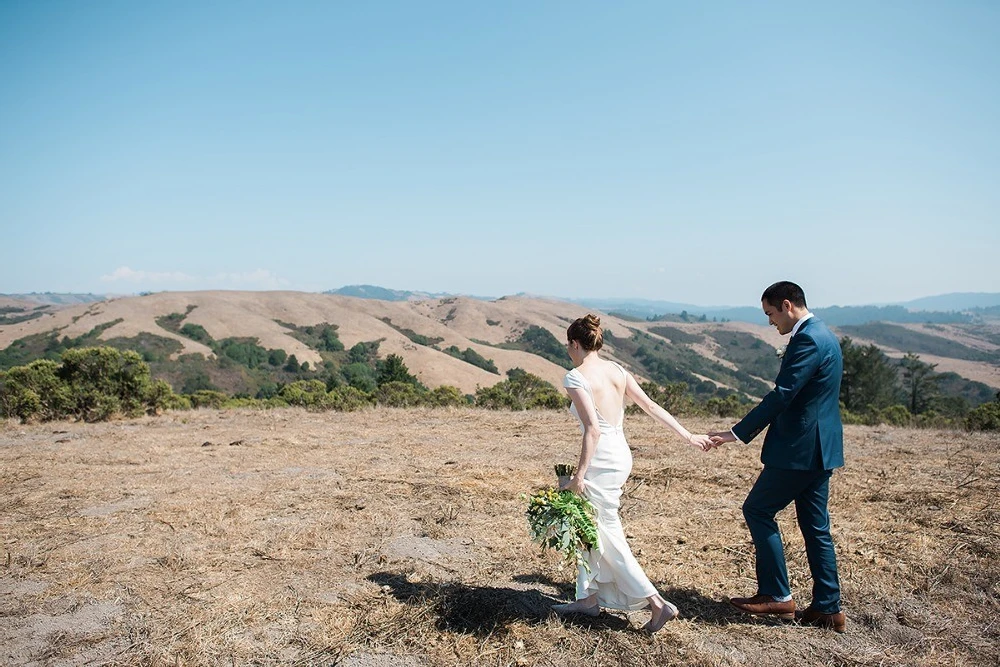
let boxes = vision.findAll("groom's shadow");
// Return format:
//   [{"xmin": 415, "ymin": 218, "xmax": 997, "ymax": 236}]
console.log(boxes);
[
  {"xmin": 368, "ymin": 572, "xmax": 631, "ymax": 635},
  {"xmin": 657, "ymin": 585, "xmax": 792, "ymax": 628}
]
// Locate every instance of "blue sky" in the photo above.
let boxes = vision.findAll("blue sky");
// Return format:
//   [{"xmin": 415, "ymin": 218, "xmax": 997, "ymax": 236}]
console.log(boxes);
[{"xmin": 2, "ymin": 1, "xmax": 998, "ymax": 307}]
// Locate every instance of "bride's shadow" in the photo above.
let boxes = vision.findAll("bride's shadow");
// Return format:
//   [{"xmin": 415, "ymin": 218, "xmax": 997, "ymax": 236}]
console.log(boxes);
[{"xmin": 368, "ymin": 572, "xmax": 631, "ymax": 635}]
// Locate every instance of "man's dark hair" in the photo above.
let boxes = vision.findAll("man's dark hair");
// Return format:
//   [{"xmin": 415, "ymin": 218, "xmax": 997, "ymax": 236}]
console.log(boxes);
[{"xmin": 761, "ymin": 281, "xmax": 807, "ymax": 309}]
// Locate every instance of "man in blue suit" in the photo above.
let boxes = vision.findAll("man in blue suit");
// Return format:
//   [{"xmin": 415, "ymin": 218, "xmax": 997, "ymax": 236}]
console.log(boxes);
[{"xmin": 709, "ymin": 281, "xmax": 846, "ymax": 632}]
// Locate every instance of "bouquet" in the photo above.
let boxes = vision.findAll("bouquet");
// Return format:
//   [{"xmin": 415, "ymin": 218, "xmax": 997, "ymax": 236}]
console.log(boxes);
[{"xmin": 524, "ymin": 465, "xmax": 600, "ymax": 570}]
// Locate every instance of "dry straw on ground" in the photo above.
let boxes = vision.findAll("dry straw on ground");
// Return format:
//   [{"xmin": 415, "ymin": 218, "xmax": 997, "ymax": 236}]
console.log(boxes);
[{"xmin": 2, "ymin": 408, "xmax": 998, "ymax": 666}]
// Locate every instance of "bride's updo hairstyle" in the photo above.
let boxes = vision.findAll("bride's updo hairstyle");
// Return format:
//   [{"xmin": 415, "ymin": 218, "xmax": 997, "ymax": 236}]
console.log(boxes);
[{"xmin": 567, "ymin": 314, "xmax": 603, "ymax": 352}]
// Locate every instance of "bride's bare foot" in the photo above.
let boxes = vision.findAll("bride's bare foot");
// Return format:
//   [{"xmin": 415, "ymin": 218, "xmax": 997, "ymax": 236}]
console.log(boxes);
[
  {"xmin": 552, "ymin": 598, "xmax": 600, "ymax": 617},
  {"xmin": 642, "ymin": 598, "xmax": 678, "ymax": 634}
]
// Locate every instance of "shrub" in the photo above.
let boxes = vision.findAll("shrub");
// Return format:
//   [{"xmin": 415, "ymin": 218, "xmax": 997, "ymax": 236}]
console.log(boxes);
[
  {"xmin": 162, "ymin": 393, "xmax": 193, "ymax": 411},
  {"xmin": 703, "ymin": 394, "xmax": 750, "ymax": 419},
  {"xmin": 280, "ymin": 380, "xmax": 332, "ymax": 409},
  {"xmin": 475, "ymin": 368, "xmax": 567, "ymax": 411},
  {"xmin": 966, "ymin": 401, "xmax": 1000, "ymax": 431},
  {"xmin": 878, "ymin": 404, "xmax": 913, "ymax": 427},
  {"xmin": 425, "ymin": 385, "xmax": 467, "ymax": 408},
  {"xmin": 0, "ymin": 347, "xmax": 187, "ymax": 422},
  {"xmin": 443, "ymin": 346, "xmax": 499, "ymax": 374},
  {"xmin": 328, "ymin": 386, "xmax": 372, "ymax": 411},
  {"xmin": 188, "ymin": 390, "xmax": 228, "ymax": 409},
  {"xmin": 376, "ymin": 381, "xmax": 425, "ymax": 407},
  {"xmin": 627, "ymin": 381, "xmax": 693, "ymax": 416},
  {"xmin": 145, "ymin": 379, "xmax": 176, "ymax": 415},
  {"xmin": 839, "ymin": 405, "xmax": 867, "ymax": 425},
  {"xmin": 222, "ymin": 396, "xmax": 289, "ymax": 409},
  {"xmin": 59, "ymin": 347, "xmax": 152, "ymax": 421},
  {"xmin": 0, "ymin": 360, "xmax": 72, "ymax": 422}
]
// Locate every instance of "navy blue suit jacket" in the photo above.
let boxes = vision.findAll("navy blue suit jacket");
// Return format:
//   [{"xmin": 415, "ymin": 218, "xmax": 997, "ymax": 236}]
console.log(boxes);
[{"xmin": 733, "ymin": 317, "xmax": 844, "ymax": 471}]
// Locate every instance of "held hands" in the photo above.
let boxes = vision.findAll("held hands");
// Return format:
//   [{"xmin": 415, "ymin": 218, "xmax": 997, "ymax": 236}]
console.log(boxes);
[
  {"xmin": 686, "ymin": 434, "xmax": 714, "ymax": 452},
  {"xmin": 707, "ymin": 430, "xmax": 738, "ymax": 450}
]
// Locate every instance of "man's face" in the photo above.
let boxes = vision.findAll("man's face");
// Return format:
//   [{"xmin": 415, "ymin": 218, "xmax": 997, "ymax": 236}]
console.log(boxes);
[{"xmin": 762, "ymin": 299, "xmax": 794, "ymax": 335}]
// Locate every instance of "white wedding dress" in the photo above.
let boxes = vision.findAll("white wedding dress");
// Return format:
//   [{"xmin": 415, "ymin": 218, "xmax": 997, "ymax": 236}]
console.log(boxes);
[{"xmin": 564, "ymin": 363, "xmax": 658, "ymax": 611}]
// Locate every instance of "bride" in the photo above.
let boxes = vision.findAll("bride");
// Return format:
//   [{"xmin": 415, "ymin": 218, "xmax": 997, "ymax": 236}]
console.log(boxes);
[{"xmin": 554, "ymin": 314, "xmax": 711, "ymax": 633}]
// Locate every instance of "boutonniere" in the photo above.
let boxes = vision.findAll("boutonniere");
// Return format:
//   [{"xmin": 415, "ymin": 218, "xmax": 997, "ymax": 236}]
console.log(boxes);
[{"xmin": 776, "ymin": 345, "xmax": 787, "ymax": 359}]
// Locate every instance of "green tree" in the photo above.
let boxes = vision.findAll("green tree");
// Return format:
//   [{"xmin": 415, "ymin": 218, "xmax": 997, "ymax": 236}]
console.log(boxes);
[
  {"xmin": 443, "ymin": 346, "xmax": 499, "ymax": 374},
  {"xmin": 376, "ymin": 354, "xmax": 420, "ymax": 386},
  {"xmin": 342, "ymin": 362, "xmax": 377, "ymax": 392},
  {"xmin": 348, "ymin": 341, "xmax": 380, "ymax": 365},
  {"xmin": 179, "ymin": 323, "xmax": 212, "ymax": 344},
  {"xmin": 840, "ymin": 337, "xmax": 900, "ymax": 413},
  {"xmin": 181, "ymin": 369, "xmax": 215, "ymax": 394},
  {"xmin": 899, "ymin": 353, "xmax": 940, "ymax": 415}
]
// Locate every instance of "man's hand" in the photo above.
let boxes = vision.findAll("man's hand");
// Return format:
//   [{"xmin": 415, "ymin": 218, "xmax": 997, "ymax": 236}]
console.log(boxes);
[{"xmin": 708, "ymin": 430, "xmax": 737, "ymax": 449}]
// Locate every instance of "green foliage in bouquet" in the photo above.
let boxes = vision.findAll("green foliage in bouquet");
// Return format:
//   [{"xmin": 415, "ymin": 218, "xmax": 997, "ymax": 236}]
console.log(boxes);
[{"xmin": 524, "ymin": 487, "xmax": 599, "ymax": 570}]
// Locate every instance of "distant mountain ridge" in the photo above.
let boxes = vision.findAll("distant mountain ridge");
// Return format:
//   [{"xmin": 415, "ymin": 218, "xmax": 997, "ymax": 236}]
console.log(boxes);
[
  {"xmin": 570, "ymin": 293, "xmax": 1000, "ymax": 326},
  {"xmin": 0, "ymin": 292, "xmax": 107, "ymax": 306},
  {"xmin": 898, "ymin": 293, "xmax": 1000, "ymax": 312},
  {"xmin": 324, "ymin": 284, "xmax": 494, "ymax": 302}
]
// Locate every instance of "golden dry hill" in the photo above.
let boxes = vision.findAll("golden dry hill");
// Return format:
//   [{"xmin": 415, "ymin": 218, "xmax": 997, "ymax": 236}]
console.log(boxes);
[{"xmin": 1, "ymin": 291, "xmax": 998, "ymax": 395}]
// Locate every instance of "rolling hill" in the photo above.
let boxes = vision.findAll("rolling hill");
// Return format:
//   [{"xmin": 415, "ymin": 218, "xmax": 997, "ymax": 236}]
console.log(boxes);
[{"xmin": 1, "ymin": 291, "xmax": 998, "ymax": 402}]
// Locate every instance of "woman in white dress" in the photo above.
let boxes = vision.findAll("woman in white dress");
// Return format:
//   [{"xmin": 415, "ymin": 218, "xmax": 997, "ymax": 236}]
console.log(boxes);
[{"xmin": 554, "ymin": 314, "xmax": 712, "ymax": 633}]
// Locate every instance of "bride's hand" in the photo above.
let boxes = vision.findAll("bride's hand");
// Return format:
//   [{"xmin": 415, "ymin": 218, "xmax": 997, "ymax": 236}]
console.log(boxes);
[
  {"xmin": 687, "ymin": 434, "xmax": 713, "ymax": 452},
  {"xmin": 561, "ymin": 475, "xmax": 587, "ymax": 495}
]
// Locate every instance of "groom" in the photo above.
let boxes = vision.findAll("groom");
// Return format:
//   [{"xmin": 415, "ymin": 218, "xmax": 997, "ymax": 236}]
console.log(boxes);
[{"xmin": 709, "ymin": 281, "xmax": 846, "ymax": 632}]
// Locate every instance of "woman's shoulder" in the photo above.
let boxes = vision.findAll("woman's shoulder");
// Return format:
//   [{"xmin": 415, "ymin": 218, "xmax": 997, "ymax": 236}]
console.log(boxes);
[{"xmin": 563, "ymin": 367, "xmax": 585, "ymax": 389}]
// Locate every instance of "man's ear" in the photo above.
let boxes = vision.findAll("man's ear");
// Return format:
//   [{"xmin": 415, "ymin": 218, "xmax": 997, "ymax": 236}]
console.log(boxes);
[{"xmin": 782, "ymin": 299, "xmax": 793, "ymax": 314}]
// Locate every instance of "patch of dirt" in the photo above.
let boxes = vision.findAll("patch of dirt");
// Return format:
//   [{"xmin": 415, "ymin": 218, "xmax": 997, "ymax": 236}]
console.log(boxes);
[{"xmin": 0, "ymin": 599, "xmax": 124, "ymax": 666}]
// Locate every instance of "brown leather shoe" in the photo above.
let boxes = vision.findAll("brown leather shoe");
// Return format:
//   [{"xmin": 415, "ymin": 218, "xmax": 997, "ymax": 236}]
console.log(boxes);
[
  {"xmin": 728, "ymin": 594, "xmax": 795, "ymax": 619},
  {"xmin": 796, "ymin": 606, "xmax": 847, "ymax": 633}
]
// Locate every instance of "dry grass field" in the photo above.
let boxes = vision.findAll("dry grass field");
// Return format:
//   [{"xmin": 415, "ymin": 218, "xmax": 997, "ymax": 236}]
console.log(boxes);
[{"xmin": 2, "ymin": 408, "xmax": 998, "ymax": 666}]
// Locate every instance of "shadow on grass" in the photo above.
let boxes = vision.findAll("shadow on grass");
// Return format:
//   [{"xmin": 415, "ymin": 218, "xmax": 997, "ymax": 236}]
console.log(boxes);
[
  {"xmin": 660, "ymin": 586, "xmax": 796, "ymax": 629},
  {"xmin": 511, "ymin": 572, "xmax": 574, "ymax": 592},
  {"xmin": 368, "ymin": 571, "xmax": 633, "ymax": 635}
]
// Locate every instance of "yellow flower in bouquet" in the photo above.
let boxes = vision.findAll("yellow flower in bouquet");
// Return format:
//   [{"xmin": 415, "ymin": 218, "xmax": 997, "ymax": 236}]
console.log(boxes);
[{"xmin": 524, "ymin": 465, "xmax": 599, "ymax": 570}]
